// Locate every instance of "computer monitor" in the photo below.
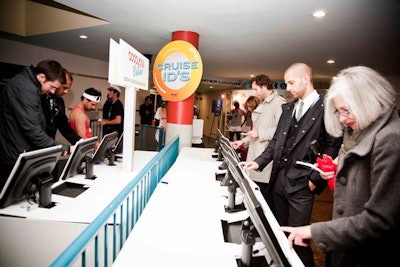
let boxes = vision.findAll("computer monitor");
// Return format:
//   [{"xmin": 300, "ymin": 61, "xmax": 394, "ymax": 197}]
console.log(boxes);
[
  {"xmin": 222, "ymin": 151, "xmax": 303, "ymax": 267},
  {"xmin": 58, "ymin": 137, "xmax": 98, "ymax": 181},
  {"xmin": 219, "ymin": 141, "xmax": 245, "ymax": 212},
  {"xmin": 85, "ymin": 131, "xmax": 119, "ymax": 179},
  {"xmin": 92, "ymin": 131, "xmax": 119, "ymax": 162},
  {"xmin": 111, "ymin": 132, "xmax": 123, "ymax": 162},
  {"xmin": 0, "ymin": 145, "xmax": 63, "ymax": 209},
  {"xmin": 219, "ymin": 132, "xmax": 240, "ymax": 162},
  {"xmin": 212, "ymin": 129, "xmax": 223, "ymax": 159},
  {"xmin": 113, "ymin": 132, "xmax": 123, "ymax": 154}
]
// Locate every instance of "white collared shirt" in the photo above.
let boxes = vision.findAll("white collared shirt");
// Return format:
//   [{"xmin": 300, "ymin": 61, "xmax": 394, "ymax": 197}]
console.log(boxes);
[{"xmin": 295, "ymin": 90, "xmax": 319, "ymax": 118}]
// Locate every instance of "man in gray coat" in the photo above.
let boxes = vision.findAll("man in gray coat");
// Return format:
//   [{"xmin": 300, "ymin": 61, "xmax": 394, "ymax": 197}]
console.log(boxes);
[{"xmin": 232, "ymin": 74, "xmax": 285, "ymax": 200}]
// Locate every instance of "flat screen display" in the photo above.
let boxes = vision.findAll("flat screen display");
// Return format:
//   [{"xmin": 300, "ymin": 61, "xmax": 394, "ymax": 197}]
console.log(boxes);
[
  {"xmin": 0, "ymin": 145, "xmax": 62, "ymax": 208},
  {"xmin": 58, "ymin": 137, "xmax": 97, "ymax": 181}
]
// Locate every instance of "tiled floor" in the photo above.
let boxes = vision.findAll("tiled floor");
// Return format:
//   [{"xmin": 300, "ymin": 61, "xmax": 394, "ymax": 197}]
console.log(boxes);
[{"xmin": 203, "ymin": 136, "xmax": 334, "ymax": 267}]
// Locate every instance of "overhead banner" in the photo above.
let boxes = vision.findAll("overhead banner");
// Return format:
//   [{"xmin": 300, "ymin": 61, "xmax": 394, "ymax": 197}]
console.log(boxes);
[
  {"xmin": 153, "ymin": 40, "xmax": 203, "ymax": 101},
  {"xmin": 108, "ymin": 38, "xmax": 149, "ymax": 90}
]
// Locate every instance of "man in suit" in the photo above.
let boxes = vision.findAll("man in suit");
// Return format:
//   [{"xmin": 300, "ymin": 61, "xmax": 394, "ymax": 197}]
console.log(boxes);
[{"xmin": 242, "ymin": 62, "xmax": 341, "ymax": 267}]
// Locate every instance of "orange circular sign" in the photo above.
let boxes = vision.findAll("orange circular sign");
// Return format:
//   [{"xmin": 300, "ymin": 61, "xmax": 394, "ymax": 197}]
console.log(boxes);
[{"xmin": 153, "ymin": 40, "xmax": 203, "ymax": 102}]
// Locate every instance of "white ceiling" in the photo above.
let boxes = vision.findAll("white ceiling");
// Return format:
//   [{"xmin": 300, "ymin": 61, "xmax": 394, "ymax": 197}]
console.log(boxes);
[{"xmin": 1, "ymin": 0, "xmax": 400, "ymax": 91}]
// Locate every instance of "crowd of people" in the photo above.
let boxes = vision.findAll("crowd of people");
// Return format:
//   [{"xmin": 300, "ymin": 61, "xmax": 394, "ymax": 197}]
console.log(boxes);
[
  {"xmin": 239, "ymin": 63, "xmax": 400, "ymax": 267},
  {"xmin": 0, "ymin": 58, "xmax": 399, "ymax": 267},
  {"xmin": 0, "ymin": 59, "xmax": 126, "ymax": 187}
]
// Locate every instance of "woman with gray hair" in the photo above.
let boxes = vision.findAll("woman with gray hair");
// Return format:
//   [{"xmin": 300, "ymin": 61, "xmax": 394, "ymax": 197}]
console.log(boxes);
[{"xmin": 280, "ymin": 66, "xmax": 400, "ymax": 267}]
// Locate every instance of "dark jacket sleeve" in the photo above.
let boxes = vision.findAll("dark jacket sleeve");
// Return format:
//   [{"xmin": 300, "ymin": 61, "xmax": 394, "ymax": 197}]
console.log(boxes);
[
  {"xmin": 139, "ymin": 104, "xmax": 145, "ymax": 116},
  {"xmin": 12, "ymin": 78, "xmax": 68, "ymax": 152}
]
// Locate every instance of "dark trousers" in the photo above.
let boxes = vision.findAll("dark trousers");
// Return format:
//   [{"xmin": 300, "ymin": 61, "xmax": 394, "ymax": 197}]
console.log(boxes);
[
  {"xmin": 269, "ymin": 169, "xmax": 316, "ymax": 267},
  {"xmin": 229, "ymin": 131, "xmax": 241, "ymax": 141}
]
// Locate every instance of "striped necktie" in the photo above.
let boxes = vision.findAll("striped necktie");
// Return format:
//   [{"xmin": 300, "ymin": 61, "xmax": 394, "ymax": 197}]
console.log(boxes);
[{"xmin": 296, "ymin": 100, "xmax": 304, "ymax": 121}]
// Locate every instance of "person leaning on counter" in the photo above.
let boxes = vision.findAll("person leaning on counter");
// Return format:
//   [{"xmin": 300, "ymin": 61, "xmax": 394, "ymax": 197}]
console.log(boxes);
[
  {"xmin": 0, "ymin": 59, "xmax": 71, "ymax": 191},
  {"xmin": 280, "ymin": 66, "xmax": 400, "ymax": 267}
]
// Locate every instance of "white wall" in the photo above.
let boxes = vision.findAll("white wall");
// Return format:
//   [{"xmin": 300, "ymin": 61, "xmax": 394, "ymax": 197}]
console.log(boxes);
[
  {"xmin": 0, "ymin": 38, "xmax": 110, "ymax": 109},
  {"xmin": 0, "ymin": 38, "xmax": 156, "ymax": 126}
]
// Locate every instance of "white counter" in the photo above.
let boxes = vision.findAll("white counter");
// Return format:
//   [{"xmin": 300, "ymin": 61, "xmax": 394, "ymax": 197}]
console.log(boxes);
[
  {"xmin": 113, "ymin": 147, "xmax": 303, "ymax": 267},
  {"xmin": 0, "ymin": 150, "xmax": 157, "ymax": 267},
  {"xmin": 114, "ymin": 147, "xmax": 239, "ymax": 267}
]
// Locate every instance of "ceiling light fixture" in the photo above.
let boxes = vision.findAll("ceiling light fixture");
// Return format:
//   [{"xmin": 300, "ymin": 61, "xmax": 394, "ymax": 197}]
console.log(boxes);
[
  {"xmin": 327, "ymin": 59, "xmax": 335, "ymax": 64},
  {"xmin": 79, "ymin": 35, "xmax": 88, "ymax": 39},
  {"xmin": 313, "ymin": 10, "xmax": 326, "ymax": 18}
]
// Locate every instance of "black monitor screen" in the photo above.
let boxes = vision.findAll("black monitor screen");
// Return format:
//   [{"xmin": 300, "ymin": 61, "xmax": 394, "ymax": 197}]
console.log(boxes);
[
  {"xmin": 223, "ymin": 150, "xmax": 297, "ymax": 267},
  {"xmin": 91, "ymin": 131, "xmax": 119, "ymax": 164},
  {"xmin": 112, "ymin": 132, "xmax": 123, "ymax": 154},
  {"xmin": 58, "ymin": 137, "xmax": 98, "ymax": 181},
  {"xmin": 219, "ymin": 133, "xmax": 240, "ymax": 162},
  {"xmin": 0, "ymin": 145, "xmax": 62, "ymax": 209}
]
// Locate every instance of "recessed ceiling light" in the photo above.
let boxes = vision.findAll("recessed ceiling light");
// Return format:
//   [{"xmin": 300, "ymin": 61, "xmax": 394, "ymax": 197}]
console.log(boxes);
[
  {"xmin": 313, "ymin": 10, "xmax": 326, "ymax": 18},
  {"xmin": 250, "ymin": 74, "xmax": 255, "ymax": 78},
  {"xmin": 79, "ymin": 35, "xmax": 88, "ymax": 39},
  {"xmin": 327, "ymin": 59, "xmax": 335, "ymax": 64}
]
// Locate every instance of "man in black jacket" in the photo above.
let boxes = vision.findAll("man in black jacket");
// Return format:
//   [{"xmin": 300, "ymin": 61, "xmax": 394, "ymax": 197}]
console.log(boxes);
[
  {"xmin": 41, "ymin": 69, "xmax": 81, "ymax": 182},
  {"xmin": 101, "ymin": 85, "xmax": 124, "ymax": 138},
  {"xmin": 41, "ymin": 68, "xmax": 81, "ymax": 145},
  {"xmin": 0, "ymin": 60, "xmax": 70, "ymax": 191},
  {"xmin": 242, "ymin": 62, "xmax": 341, "ymax": 267},
  {"xmin": 139, "ymin": 96, "xmax": 154, "ymax": 125}
]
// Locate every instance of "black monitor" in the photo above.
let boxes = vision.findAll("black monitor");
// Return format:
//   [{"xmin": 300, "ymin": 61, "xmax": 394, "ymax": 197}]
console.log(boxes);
[
  {"xmin": 223, "ymin": 151, "xmax": 302, "ymax": 267},
  {"xmin": 113, "ymin": 132, "xmax": 123, "ymax": 154},
  {"xmin": 212, "ymin": 129, "xmax": 223, "ymax": 159},
  {"xmin": 112, "ymin": 132, "xmax": 124, "ymax": 162},
  {"xmin": 91, "ymin": 131, "xmax": 119, "ymax": 163},
  {"xmin": 85, "ymin": 131, "xmax": 119, "ymax": 179},
  {"xmin": 0, "ymin": 145, "xmax": 63, "ymax": 209},
  {"xmin": 58, "ymin": 137, "xmax": 98, "ymax": 181},
  {"xmin": 219, "ymin": 140, "xmax": 245, "ymax": 212},
  {"xmin": 219, "ymin": 132, "xmax": 240, "ymax": 162}
]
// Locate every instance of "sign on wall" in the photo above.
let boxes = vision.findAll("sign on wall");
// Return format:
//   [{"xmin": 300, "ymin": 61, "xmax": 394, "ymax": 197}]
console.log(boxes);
[
  {"xmin": 214, "ymin": 98, "xmax": 223, "ymax": 116},
  {"xmin": 153, "ymin": 40, "xmax": 203, "ymax": 101},
  {"xmin": 108, "ymin": 38, "xmax": 149, "ymax": 90}
]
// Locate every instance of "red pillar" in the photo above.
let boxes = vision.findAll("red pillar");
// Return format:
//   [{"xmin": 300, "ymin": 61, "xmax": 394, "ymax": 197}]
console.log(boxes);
[{"xmin": 168, "ymin": 31, "xmax": 199, "ymax": 125}]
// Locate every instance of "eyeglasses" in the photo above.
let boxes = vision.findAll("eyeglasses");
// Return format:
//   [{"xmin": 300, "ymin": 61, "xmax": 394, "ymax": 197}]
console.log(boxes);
[{"xmin": 333, "ymin": 109, "xmax": 351, "ymax": 117}]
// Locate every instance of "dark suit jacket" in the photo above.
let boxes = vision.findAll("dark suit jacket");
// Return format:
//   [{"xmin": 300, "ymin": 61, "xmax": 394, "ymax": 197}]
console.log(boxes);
[
  {"xmin": 41, "ymin": 94, "xmax": 81, "ymax": 145},
  {"xmin": 254, "ymin": 93, "xmax": 341, "ymax": 194}
]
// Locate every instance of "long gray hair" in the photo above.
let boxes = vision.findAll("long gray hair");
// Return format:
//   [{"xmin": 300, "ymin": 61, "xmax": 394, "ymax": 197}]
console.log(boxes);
[{"xmin": 324, "ymin": 66, "xmax": 396, "ymax": 137}]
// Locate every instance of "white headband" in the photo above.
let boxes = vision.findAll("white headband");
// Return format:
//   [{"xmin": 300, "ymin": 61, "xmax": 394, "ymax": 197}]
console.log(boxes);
[{"xmin": 83, "ymin": 92, "xmax": 101, "ymax": 103}]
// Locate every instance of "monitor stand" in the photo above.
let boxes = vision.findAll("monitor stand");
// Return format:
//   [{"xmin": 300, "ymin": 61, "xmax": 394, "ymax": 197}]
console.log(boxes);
[
  {"xmin": 34, "ymin": 172, "xmax": 56, "ymax": 208},
  {"xmin": 239, "ymin": 219, "xmax": 268, "ymax": 267},
  {"xmin": 221, "ymin": 172, "xmax": 245, "ymax": 213},
  {"xmin": 85, "ymin": 154, "xmax": 97, "ymax": 180}
]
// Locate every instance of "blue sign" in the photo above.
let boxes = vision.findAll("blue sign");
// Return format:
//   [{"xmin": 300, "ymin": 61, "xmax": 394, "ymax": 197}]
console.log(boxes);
[{"xmin": 214, "ymin": 98, "xmax": 223, "ymax": 116}]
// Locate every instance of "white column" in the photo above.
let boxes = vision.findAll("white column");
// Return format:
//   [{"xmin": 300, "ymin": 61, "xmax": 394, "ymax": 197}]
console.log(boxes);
[{"xmin": 122, "ymin": 86, "xmax": 137, "ymax": 172}]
